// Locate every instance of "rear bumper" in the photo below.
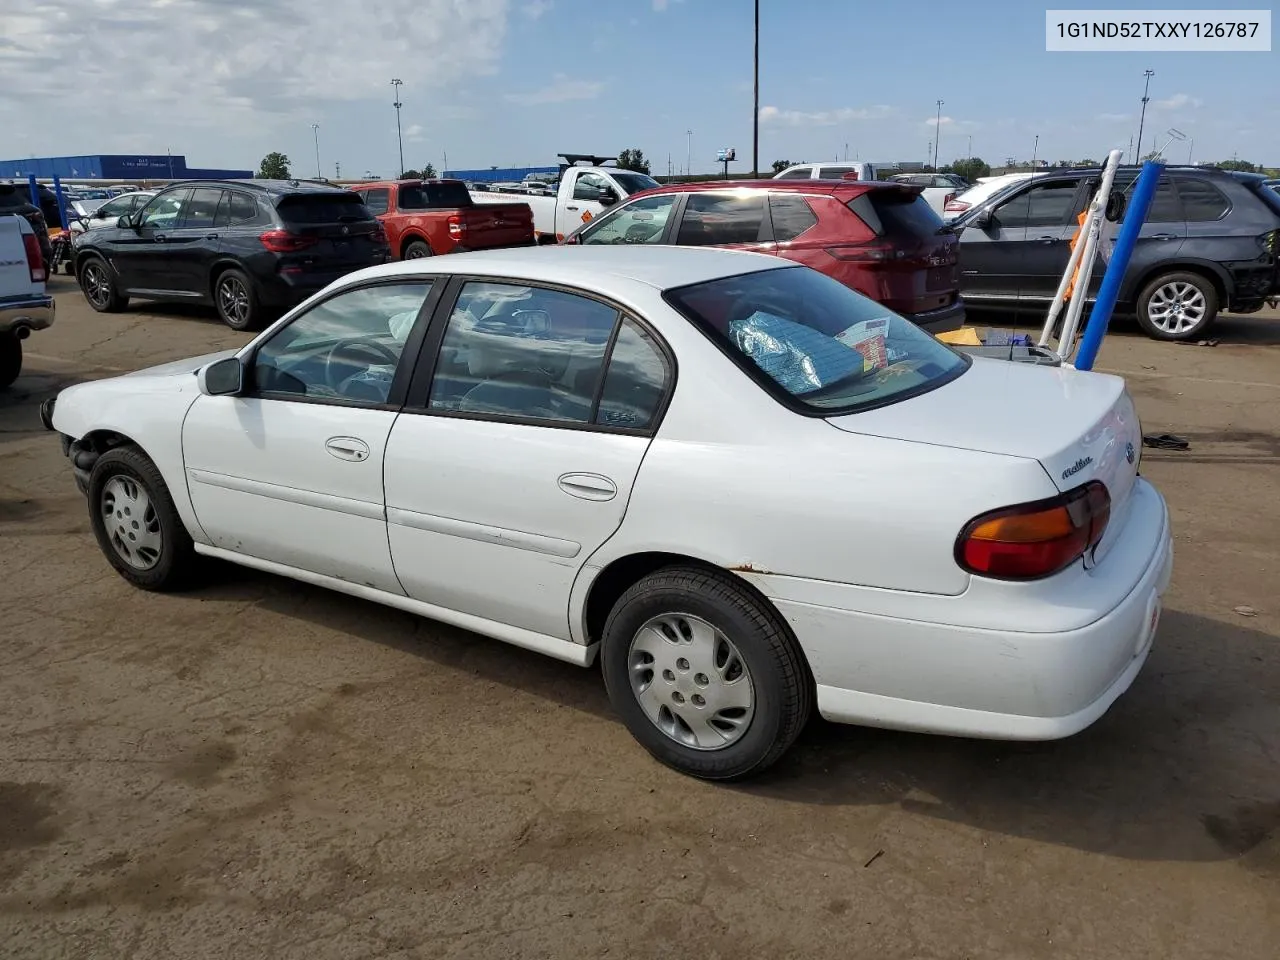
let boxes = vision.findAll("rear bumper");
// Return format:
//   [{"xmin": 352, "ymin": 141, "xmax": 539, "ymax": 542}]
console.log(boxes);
[
  {"xmin": 256, "ymin": 260, "xmax": 388, "ymax": 307},
  {"xmin": 765, "ymin": 479, "xmax": 1173, "ymax": 740},
  {"xmin": 904, "ymin": 297, "xmax": 965, "ymax": 334},
  {"xmin": 0, "ymin": 293, "xmax": 55, "ymax": 337}
]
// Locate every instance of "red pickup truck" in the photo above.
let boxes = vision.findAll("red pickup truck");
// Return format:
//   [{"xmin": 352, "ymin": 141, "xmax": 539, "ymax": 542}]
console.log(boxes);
[{"xmin": 350, "ymin": 179, "xmax": 534, "ymax": 259}]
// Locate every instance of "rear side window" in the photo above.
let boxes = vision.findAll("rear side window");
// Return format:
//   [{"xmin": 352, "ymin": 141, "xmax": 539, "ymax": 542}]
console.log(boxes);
[
  {"xmin": 214, "ymin": 191, "xmax": 268, "ymax": 227},
  {"xmin": 775, "ymin": 168, "xmax": 812, "ymax": 180},
  {"xmin": 277, "ymin": 193, "xmax": 372, "ymax": 224},
  {"xmin": 1176, "ymin": 179, "xmax": 1231, "ymax": 222},
  {"xmin": 1111, "ymin": 174, "xmax": 1181, "ymax": 223},
  {"xmin": 677, "ymin": 193, "xmax": 767, "ymax": 246},
  {"xmin": 769, "ymin": 194, "xmax": 818, "ymax": 241},
  {"xmin": 818, "ymin": 166, "xmax": 857, "ymax": 179},
  {"xmin": 848, "ymin": 189, "xmax": 946, "ymax": 236},
  {"xmin": 399, "ymin": 182, "xmax": 472, "ymax": 209},
  {"xmin": 595, "ymin": 319, "xmax": 670, "ymax": 430}
]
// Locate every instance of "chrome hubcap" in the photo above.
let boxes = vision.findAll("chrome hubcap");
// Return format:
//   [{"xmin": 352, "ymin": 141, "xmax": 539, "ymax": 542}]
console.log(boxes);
[
  {"xmin": 1148, "ymin": 281, "xmax": 1206, "ymax": 334},
  {"xmin": 83, "ymin": 264, "xmax": 109, "ymax": 307},
  {"xmin": 218, "ymin": 278, "xmax": 249, "ymax": 325},
  {"xmin": 101, "ymin": 476, "xmax": 162, "ymax": 570},
  {"xmin": 628, "ymin": 613, "xmax": 755, "ymax": 750}
]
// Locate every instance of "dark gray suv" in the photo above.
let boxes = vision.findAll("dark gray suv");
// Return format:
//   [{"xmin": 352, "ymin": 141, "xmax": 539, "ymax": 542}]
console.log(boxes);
[{"xmin": 952, "ymin": 167, "xmax": 1280, "ymax": 340}]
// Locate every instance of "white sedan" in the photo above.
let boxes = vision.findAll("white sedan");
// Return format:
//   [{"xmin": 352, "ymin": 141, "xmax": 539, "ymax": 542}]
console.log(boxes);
[{"xmin": 43, "ymin": 247, "xmax": 1173, "ymax": 779}]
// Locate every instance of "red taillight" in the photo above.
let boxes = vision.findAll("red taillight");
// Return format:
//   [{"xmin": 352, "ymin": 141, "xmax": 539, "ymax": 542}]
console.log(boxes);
[
  {"xmin": 943, "ymin": 192, "xmax": 956, "ymax": 206},
  {"xmin": 944, "ymin": 199, "xmax": 970, "ymax": 213},
  {"xmin": 447, "ymin": 215, "xmax": 464, "ymax": 240},
  {"xmin": 956, "ymin": 481, "xmax": 1111, "ymax": 580},
  {"xmin": 370, "ymin": 222, "xmax": 387, "ymax": 244},
  {"xmin": 22, "ymin": 232, "xmax": 45, "ymax": 282},
  {"xmin": 825, "ymin": 242, "xmax": 899, "ymax": 262},
  {"xmin": 259, "ymin": 230, "xmax": 318, "ymax": 253}
]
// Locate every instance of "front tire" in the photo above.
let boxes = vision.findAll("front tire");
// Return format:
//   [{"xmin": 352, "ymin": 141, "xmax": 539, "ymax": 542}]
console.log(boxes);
[
  {"xmin": 78, "ymin": 256, "xmax": 128, "ymax": 313},
  {"xmin": 0, "ymin": 334, "xmax": 21, "ymax": 389},
  {"xmin": 601, "ymin": 566, "xmax": 813, "ymax": 780},
  {"xmin": 1136, "ymin": 271, "xmax": 1218, "ymax": 341},
  {"xmin": 213, "ymin": 268, "xmax": 262, "ymax": 331},
  {"xmin": 88, "ymin": 446, "xmax": 199, "ymax": 591}
]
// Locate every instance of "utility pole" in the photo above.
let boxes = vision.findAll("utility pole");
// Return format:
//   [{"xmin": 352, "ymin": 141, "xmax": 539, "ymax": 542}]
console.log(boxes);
[
  {"xmin": 1187, "ymin": 138, "xmax": 1194, "ymax": 164},
  {"xmin": 335, "ymin": 161, "xmax": 341, "ymax": 179},
  {"xmin": 391, "ymin": 78, "xmax": 405, "ymax": 178},
  {"xmin": 752, "ymin": 0, "xmax": 760, "ymax": 178},
  {"xmin": 1127, "ymin": 134, "xmax": 1134, "ymax": 164},
  {"xmin": 1135, "ymin": 69, "xmax": 1154, "ymax": 162},
  {"xmin": 312, "ymin": 123, "xmax": 321, "ymax": 178},
  {"xmin": 932, "ymin": 99, "xmax": 944, "ymax": 170},
  {"xmin": 1031, "ymin": 135, "xmax": 1039, "ymax": 170},
  {"xmin": 686, "ymin": 130, "xmax": 693, "ymax": 179},
  {"xmin": 967, "ymin": 134, "xmax": 973, "ymax": 158}
]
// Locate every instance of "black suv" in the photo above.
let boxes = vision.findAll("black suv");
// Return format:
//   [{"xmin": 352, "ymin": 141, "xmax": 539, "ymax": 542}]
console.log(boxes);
[
  {"xmin": 73, "ymin": 180, "xmax": 389, "ymax": 330},
  {"xmin": 952, "ymin": 166, "xmax": 1280, "ymax": 340}
]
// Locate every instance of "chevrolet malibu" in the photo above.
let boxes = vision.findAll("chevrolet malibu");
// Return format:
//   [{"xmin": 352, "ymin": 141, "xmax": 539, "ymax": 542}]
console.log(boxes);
[{"xmin": 42, "ymin": 246, "xmax": 1173, "ymax": 780}]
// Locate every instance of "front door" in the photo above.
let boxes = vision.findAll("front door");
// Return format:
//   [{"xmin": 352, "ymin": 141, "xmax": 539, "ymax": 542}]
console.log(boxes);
[
  {"xmin": 182, "ymin": 279, "xmax": 437, "ymax": 592},
  {"xmin": 111, "ymin": 187, "xmax": 192, "ymax": 292},
  {"xmin": 384, "ymin": 278, "xmax": 673, "ymax": 640},
  {"xmin": 565, "ymin": 171, "xmax": 611, "ymax": 232}
]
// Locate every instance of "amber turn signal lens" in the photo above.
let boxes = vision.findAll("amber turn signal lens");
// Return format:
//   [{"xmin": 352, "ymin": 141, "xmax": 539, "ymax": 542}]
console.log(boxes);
[{"xmin": 957, "ymin": 481, "xmax": 1111, "ymax": 580}]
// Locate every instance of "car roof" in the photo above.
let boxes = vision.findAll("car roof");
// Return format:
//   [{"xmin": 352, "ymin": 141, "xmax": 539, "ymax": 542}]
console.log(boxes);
[
  {"xmin": 636, "ymin": 178, "xmax": 898, "ymax": 198},
  {"xmin": 343, "ymin": 245, "xmax": 790, "ymax": 292},
  {"xmin": 162, "ymin": 179, "xmax": 354, "ymax": 197},
  {"xmin": 353, "ymin": 179, "xmax": 466, "ymax": 189}
]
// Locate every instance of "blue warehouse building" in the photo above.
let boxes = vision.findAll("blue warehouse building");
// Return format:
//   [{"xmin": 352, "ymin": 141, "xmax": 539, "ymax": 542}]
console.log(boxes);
[
  {"xmin": 1, "ymin": 154, "xmax": 252, "ymax": 181},
  {"xmin": 443, "ymin": 165, "xmax": 559, "ymax": 183}
]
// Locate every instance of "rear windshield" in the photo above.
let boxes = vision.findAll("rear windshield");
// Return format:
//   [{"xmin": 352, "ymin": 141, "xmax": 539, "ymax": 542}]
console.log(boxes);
[
  {"xmin": 399, "ymin": 181, "xmax": 473, "ymax": 209},
  {"xmin": 848, "ymin": 189, "xmax": 945, "ymax": 238},
  {"xmin": 275, "ymin": 193, "xmax": 372, "ymax": 225},
  {"xmin": 664, "ymin": 266, "xmax": 967, "ymax": 415}
]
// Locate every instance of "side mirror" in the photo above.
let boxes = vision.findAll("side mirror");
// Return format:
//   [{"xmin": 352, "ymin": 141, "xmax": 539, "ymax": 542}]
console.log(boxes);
[
  {"xmin": 970, "ymin": 210, "xmax": 992, "ymax": 229},
  {"xmin": 116, "ymin": 215, "xmax": 134, "ymax": 229},
  {"xmin": 199, "ymin": 357, "xmax": 244, "ymax": 397},
  {"xmin": 598, "ymin": 190, "xmax": 618, "ymax": 207}
]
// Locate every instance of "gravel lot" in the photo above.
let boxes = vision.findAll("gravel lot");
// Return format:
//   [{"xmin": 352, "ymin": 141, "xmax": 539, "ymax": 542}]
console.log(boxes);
[{"xmin": 2, "ymin": 278, "xmax": 1278, "ymax": 959}]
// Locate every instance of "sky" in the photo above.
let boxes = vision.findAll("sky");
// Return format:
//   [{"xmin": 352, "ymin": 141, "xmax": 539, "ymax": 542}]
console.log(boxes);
[{"xmin": 1, "ymin": 0, "xmax": 1276, "ymax": 178}]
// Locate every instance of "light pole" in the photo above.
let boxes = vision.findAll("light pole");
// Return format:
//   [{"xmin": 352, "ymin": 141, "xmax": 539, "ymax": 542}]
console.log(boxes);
[
  {"xmin": 686, "ymin": 129, "xmax": 693, "ymax": 177},
  {"xmin": 1031, "ymin": 135, "xmax": 1039, "ymax": 170},
  {"xmin": 311, "ymin": 123, "xmax": 321, "ymax": 179},
  {"xmin": 752, "ymin": 0, "xmax": 759, "ymax": 178},
  {"xmin": 932, "ymin": 99, "xmax": 944, "ymax": 171},
  {"xmin": 1135, "ymin": 69, "xmax": 1154, "ymax": 162},
  {"xmin": 967, "ymin": 134, "xmax": 973, "ymax": 159},
  {"xmin": 1187, "ymin": 137, "xmax": 1194, "ymax": 164},
  {"xmin": 391, "ymin": 78, "xmax": 405, "ymax": 178}
]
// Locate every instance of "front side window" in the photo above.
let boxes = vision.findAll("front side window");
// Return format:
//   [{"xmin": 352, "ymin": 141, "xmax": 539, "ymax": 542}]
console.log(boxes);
[
  {"xmin": 992, "ymin": 182, "xmax": 1081, "ymax": 229},
  {"xmin": 577, "ymin": 194, "xmax": 677, "ymax": 245},
  {"xmin": 97, "ymin": 195, "xmax": 132, "ymax": 220},
  {"xmin": 428, "ymin": 282, "xmax": 619, "ymax": 424},
  {"xmin": 251, "ymin": 283, "xmax": 432, "ymax": 405},
  {"xmin": 665, "ymin": 266, "xmax": 966, "ymax": 414},
  {"xmin": 138, "ymin": 189, "xmax": 190, "ymax": 229},
  {"xmin": 677, "ymin": 192, "xmax": 767, "ymax": 246},
  {"xmin": 573, "ymin": 173, "xmax": 612, "ymax": 201}
]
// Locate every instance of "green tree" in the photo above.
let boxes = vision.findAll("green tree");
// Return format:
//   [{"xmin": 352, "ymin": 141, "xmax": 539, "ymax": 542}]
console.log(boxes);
[
  {"xmin": 1217, "ymin": 159, "xmax": 1257, "ymax": 172},
  {"xmin": 617, "ymin": 148, "xmax": 651, "ymax": 175},
  {"xmin": 771, "ymin": 159, "xmax": 793, "ymax": 174},
  {"xmin": 423, "ymin": 162, "xmax": 437, "ymax": 178},
  {"xmin": 257, "ymin": 151, "xmax": 291, "ymax": 179},
  {"xmin": 401, "ymin": 169, "xmax": 422, "ymax": 180},
  {"xmin": 951, "ymin": 157, "xmax": 990, "ymax": 181}
]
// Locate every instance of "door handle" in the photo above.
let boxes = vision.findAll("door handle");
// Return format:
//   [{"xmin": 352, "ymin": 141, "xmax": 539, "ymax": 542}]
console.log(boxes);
[
  {"xmin": 558, "ymin": 472, "xmax": 617, "ymax": 501},
  {"xmin": 1035, "ymin": 236, "xmax": 1061, "ymax": 244},
  {"xmin": 325, "ymin": 436, "xmax": 370, "ymax": 462},
  {"xmin": 204, "ymin": 233, "xmax": 219, "ymax": 240},
  {"xmin": 1150, "ymin": 233, "xmax": 1177, "ymax": 241},
  {"xmin": 566, "ymin": 204, "xmax": 580, "ymax": 211},
  {"xmin": 154, "ymin": 234, "xmax": 167, "ymax": 243}
]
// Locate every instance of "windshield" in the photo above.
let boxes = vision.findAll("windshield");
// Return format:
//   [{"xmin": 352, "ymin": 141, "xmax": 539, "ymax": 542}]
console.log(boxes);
[
  {"xmin": 664, "ymin": 266, "xmax": 967, "ymax": 414},
  {"xmin": 613, "ymin": 172, "xmax": 660, "ymax": 194}
]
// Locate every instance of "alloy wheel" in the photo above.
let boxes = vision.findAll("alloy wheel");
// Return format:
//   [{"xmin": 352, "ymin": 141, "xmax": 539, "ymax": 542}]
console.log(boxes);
[
  {"xmin": 82, "ymin": 262, "xmax": 111, "ymax": 309},
  {"xmin": 218, "ymin": 276, "xmax": 250, "ymax": 327},
  {"xmin": 1147, "ymin": 281, "xmax": 1207, "ymax": 335}
]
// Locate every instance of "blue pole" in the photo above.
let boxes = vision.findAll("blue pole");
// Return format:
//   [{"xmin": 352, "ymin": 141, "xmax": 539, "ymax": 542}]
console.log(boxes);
[
  {"xmin": 52, "ymin": 175, "xmax": 69, "ymax": 231},
  {"xmin": 27, "ymin": 173, "xmax": 39, "ymax": 207},
  {"xmin": 1074, "ymin": 160, "xmax": 1164, "ymax": 371}
]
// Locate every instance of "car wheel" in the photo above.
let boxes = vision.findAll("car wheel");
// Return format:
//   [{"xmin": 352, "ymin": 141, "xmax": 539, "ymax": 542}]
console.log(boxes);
[
  {"xmin": 402, "ymin": 239, "xmax": 433, "ymax": 259},
  {"xmin": 78, "ymin": 256, "xmax": 128, "ymax": 313},
  {"xmin": 1136, "ymin": 271, "xmax": 1218, "ymax": 341},
  {"xmin": 87, "ymin": 446, "xmax": 198, "ymax": 591},
  {"xmin": 214, "ymin": 268, "xmax": 261, "ymax": 331},
  {"xmin": 0, "ymin": 334, "xmax": 21, "ymax": 390},
  {"xmin": 601, "ymin": 566, "xmax": 813, "ymax": 780}
]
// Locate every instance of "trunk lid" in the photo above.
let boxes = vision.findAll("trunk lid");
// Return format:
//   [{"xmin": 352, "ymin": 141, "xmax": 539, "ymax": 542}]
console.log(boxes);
[
  {"xmin": 274, "ymin": 194, "xmax": 386, "ymax": 267},
  {"xmin": 826, "ymin": 357, "xmax": 1142, "ymax": 562},
  {"xmin": 844, "ymin": 186, "xmax": 960, "ymax": 316}
]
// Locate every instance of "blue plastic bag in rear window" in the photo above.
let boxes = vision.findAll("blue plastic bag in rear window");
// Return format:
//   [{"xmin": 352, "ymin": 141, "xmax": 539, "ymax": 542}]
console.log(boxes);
[{"xmin": 728, "ymin": 311, "xmax": 865, "ymax": 394}]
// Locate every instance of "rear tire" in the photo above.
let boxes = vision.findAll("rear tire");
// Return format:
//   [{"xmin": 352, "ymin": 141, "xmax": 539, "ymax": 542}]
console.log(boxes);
[
  {"xmin": 78, "ymin": 256, "xmax": 128, "ymax": 313},
  {"xmin": 402, "ymin": 239, "xmax": 433, "ymax": 260},
  {"xmin": 87, "ymin": 446, "xmax": 199, "ymax": 591},
  {"xmin": 1136, "ymin": 271, "xmax": 1217, "ymax": 341},
  {"xmin": 213, "ymin": 268, "xmax": 262, "ymax": 331},
  {"xmin": 601, "ymin": 565, "xmax": 813, "ymax": 780},
  {"xmin": 0, "ymin": 334, "xmax": 21, "ymax": 390}
]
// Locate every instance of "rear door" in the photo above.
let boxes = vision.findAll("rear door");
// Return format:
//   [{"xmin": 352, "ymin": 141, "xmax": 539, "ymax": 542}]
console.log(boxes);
[
  {"xmin": 674, "ymin": 191, "xmax": 776, "ymax": 255},
  {"xmin": 273, "ymin": 192, "xmax": 386, "ymax": 276},
  {"xmin": 1085, "ymin": 173, "xmax": 1185, "ymax": 297}
]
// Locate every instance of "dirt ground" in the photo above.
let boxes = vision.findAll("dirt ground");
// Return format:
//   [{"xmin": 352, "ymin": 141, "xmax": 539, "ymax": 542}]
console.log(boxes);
[{"xmin": 1, "ymin": 278, "xmax": 1277, "ymax": 959}]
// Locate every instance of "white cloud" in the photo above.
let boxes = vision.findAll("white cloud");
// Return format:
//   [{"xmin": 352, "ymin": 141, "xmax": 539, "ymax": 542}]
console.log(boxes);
[
  {"xmin": 522, "ymin": 0, "xmax": 553, "ymax": 18},
  {"xmin": 505, "ymin": 73, "xmax": 603, "ymax": 105},
  {"xmin": 924, "ymin": 115, "xmax": 954, "ymax": 128},
  {"xmin": 758, "ymin": 104, "xmax": 893, "ymax": 127},
  {"xmin": 0, "ymin": 0, "xmax": 510, "ymax": 141},
  {"xmin": 1154, "ymin": 93, "xmax": 1202, "ymax": 110},
  {"xmin": 1097, "ymin": 112, "xmax": 1130, "ymax": 122},
  {"xmin": 653, "ymin": 0, "xmax": 684, "ymax": 10},
  {"xmin": 405, "ymin": 124, "xmax": 425, "ymax": 142}
]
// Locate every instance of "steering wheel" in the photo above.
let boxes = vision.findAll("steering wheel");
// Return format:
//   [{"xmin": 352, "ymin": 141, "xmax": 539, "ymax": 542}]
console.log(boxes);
[{"xmin": 323, "ymin": 338, "xmax": 401, "ymax": 396}]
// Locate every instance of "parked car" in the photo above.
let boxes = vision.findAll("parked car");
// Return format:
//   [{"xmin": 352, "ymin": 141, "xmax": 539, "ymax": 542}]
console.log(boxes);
[
  {"xmin": 69, "ymin": 190, "xmax": 156, "ymax": 236},
  {"xmin": 0, "ymin": 214, "xmax": 55, "ymax": 388},
  {"xmin": 42, "ymin": 247, "xmax": 1172, "ymax": 778},
  {"xmin": 0, "ymin": 182, "xmax": 53, "ymax": 267},
  {"xmin": 773, "ymin": 161, "xmax": 887, "ymax": 181},
  {"xmin": 471, "ymin": 164, "xmax": 660, "ymax": 242},
  {"xmin": 889, "ymin": 173, "xmax": 971, "ymax": 216},
  {"xmin": 942, "ymin": 173, "xmax": 1037, "ymax": 221},
  {"xmin": 565, "ymin": 179, "xmax": 964, "ymax": 332},
  {"xmin": 349, "ymin": 179, "xmax": 534, "ymax": 259},
  {"xmin": 73, "ymin": 179, "xmax": 389, "ymax": 330},
  {"xmin": 950, "ymin": 166, "xmax": 1280, "ymax": 339}
]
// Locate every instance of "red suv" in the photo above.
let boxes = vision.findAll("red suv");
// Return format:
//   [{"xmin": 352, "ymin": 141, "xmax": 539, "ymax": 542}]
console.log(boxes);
[{"xmin": 564, "ymin": 179, "xmax": 964, "ymax": 332}]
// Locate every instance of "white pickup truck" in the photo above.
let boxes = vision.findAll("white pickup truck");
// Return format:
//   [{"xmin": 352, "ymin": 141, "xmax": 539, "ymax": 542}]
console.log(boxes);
[
  {"xmin": 471, "ymin": 162, "xmax": 659, "ymax": 242},
  {"xmin": 0, "ymin": 214, "xmax": 55, "ymax": 389}
]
